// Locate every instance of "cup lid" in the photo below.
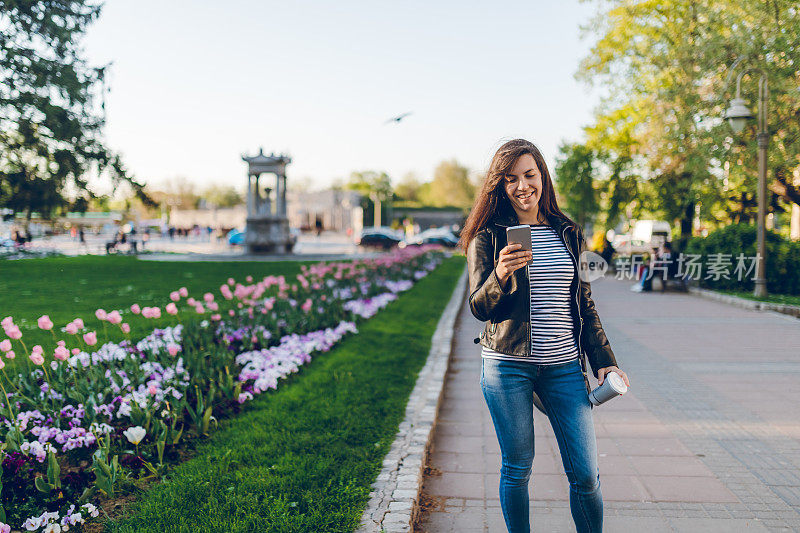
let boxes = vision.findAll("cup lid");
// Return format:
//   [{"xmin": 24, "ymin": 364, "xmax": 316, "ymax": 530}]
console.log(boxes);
[{"xmin": 607, "ymin": 372, "xmax": 628, "ymax": 394}]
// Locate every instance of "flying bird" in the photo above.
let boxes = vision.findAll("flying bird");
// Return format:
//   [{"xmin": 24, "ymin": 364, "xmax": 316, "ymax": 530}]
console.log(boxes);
[{"xmin": 384, "ymin": 112, "xmax": 413, "ymax": 124}]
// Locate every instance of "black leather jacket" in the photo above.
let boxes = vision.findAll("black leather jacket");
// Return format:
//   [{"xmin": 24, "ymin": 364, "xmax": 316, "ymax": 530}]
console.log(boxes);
[{"xmin": 466, "ymin": 208, "xmax": 617, "ymax": 388}]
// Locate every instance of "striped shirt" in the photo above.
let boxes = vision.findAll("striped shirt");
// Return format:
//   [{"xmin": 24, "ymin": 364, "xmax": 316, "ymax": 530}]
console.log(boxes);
[{"xmin": 481, "ymin": 224, "xmax": 580, "ymax": 365}]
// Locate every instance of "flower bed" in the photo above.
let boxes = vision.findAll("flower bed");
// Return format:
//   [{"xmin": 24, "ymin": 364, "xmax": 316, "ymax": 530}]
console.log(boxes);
[{"xmin": 0, "ymin": 247, "xmax": 446, "ymax": 531}]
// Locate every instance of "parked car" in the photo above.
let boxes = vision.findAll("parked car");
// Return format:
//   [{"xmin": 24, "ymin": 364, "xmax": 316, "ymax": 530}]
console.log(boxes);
[
  {"xmin": 357, "ymin": 227, "xmax": 403, "ymax": 249},
  {"xmin": 401, "ymin": 228, "xmax": 459, "ymax": 248}
]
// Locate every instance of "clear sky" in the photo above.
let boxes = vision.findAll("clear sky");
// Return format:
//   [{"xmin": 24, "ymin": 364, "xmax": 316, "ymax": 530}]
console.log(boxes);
[{"xmin": 82, "ymin": 0, "xmax": 603, "ymax": 192}]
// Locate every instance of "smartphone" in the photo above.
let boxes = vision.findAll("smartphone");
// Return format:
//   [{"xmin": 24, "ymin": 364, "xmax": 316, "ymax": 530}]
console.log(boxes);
[{"xmin": 506, "ymin": 225, "xmax": 533, "ymax": 265}]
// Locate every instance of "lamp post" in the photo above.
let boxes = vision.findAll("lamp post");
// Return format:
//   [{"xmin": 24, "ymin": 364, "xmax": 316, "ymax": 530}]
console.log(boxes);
[{"xmin": 724, "ymin": 59, "xmax": 769, "ymax": 297}]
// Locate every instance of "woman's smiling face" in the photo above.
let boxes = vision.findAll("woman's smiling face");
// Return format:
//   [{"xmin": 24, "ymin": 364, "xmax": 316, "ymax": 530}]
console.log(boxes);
[{"xmin": 503, "ymin": 153, "xmax": 542, "ymax": 218}]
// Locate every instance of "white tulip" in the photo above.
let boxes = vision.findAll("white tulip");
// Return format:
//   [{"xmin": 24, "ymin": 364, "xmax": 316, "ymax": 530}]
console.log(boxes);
[{"xmin": 123, "ymin": 426, "xmax": 146, "ymax": 445}]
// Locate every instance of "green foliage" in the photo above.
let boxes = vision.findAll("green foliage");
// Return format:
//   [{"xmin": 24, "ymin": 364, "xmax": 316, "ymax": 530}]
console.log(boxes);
[
  {"xmin": 580, "ymin": 0, "xmax": 800, "ymax": 230},
  {"xmin": 103, "ymin": 256, "xmax": 465, "ymax": 533},
  {"xmin": 685, "ymin": 223, "xmax": 800, "ymax": 294},
  {"xmin": 34, "ymin": 450, "xmax": 62, "ymax": 494},
  {"xmin": 92, "ymin": 433, "xmax": 123, "ymax": 497},
  {"xmin": 0, "ymin": 0, "xmax": 153, "ymax": 218},
  {"xmin": 420, "ymin": 160, "xmax": 475, "ymax": 209},
  {"xmin": 201, "ymin": 185, "xmax": 244, "ymax": 209},
  {"xmin": 346, "ymin": 171, "xmax": 393, "ymax": 225},
  {"xmin": 554, "ymin": 142, "xmax": 599, "ymax": 228}
]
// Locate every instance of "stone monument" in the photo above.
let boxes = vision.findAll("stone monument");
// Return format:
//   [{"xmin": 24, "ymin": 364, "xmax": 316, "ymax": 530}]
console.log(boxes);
[{"xmin": 242, "ymin": 148, "xmax": 296, "ymax": 253}]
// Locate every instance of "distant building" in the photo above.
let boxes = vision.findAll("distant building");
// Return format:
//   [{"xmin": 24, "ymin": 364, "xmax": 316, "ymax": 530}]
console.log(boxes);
[
  {"xmin": 287, "ymin": 188, "xmax": 363, "ymax": 233},
  {"xmin": 390, "ymin": 206, "xmax": 466, "ymax": 232},
  {"xmin": 168, "ymin": 206, "xmax": 246, "ymax": 230}
]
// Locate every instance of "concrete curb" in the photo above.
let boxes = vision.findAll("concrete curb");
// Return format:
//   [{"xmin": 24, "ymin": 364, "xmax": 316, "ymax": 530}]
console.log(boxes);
[
  {"xmin": 688, "ymin": 286, "xmax": 800, "ymax": 319},
  {"xmin": 357, "ymin": 265, "xmax": 468, "ymax": 533}
]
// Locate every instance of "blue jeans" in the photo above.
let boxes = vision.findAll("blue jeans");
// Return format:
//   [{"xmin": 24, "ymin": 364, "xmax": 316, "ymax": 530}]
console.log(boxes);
[{"xmin": 480, "ymin": 357, "xmax": 603, "ymax": 533}]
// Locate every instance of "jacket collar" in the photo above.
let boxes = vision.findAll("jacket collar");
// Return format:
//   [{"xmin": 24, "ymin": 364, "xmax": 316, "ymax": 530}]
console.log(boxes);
[{"xmin": 489, "ymin": 207, "xmax": 575, "ymax": 235}]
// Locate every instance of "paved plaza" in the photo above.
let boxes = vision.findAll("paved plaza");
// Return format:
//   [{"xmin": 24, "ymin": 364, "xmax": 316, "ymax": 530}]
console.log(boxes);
[{"xmin": 417, "ymin": 276, "xmax": 800, "ymax": 532}]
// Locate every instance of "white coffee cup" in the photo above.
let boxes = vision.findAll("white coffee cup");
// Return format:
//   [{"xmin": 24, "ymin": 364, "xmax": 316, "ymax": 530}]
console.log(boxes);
[{"xmin": 588, "ymin": 371, "xmax": 628, "ymax": 406}]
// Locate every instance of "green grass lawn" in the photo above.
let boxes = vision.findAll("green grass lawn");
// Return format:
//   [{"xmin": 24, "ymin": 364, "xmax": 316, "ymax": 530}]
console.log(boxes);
[
  {"xmin": 717, "ymin": 289, "xmax": 800, "ymax": 307},
  {"xmin": 101, "ymin": 255, "xmax": 466, "ymax": 532},
  {"xmin": 0, "ymin": 256, "xmax": 315, "ymax": 357}
]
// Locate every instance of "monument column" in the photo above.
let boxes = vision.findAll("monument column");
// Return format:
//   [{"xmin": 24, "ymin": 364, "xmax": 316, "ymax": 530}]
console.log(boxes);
[
  {"xmin": 241, "ymin": 148, "xmax": 296, "ymax": 254},
  {"xmin": 246, "ymin": 175, "xmax": 253, "ymax": 216},
  {"xmin": 280, "ymin": 173, "xmax": 287, "ymax": 216}
]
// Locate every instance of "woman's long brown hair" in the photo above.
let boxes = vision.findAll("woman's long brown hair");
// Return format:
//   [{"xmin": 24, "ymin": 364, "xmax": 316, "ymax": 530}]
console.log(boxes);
[{"xmin": 457, "ymin": 139, "xmax": 577, "ymax": 252}]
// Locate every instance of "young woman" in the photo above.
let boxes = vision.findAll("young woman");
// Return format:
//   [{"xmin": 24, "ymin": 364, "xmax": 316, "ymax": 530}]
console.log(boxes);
[{"xmin": 458, "ymin": 139, "xmax": 630, "ymax": 533}]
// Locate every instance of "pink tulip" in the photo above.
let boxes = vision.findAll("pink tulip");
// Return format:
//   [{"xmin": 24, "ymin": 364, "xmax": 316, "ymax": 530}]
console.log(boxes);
[
  {"xmin": 246, "ymin": 275, "xmax": 253, "ymax": 283},
  {"xmin": 107, "ymin": 311, "xmax": 122, "ymax": 325},
  {"xmin": 195, "ymin": 304, "xmax": 205, "ymax": 314},
  {"xmin": 32, "ymin": 345, "xmax": 43, "ymax": 356},
  {"xmin": 228, "ymin": 309, "xmax": 235, "ymax": 317},
  {"xmin": 121, "ymin": 323, "xmax": 131, "ymax": 334},
  {"xmin": 54, "ymin": 346, "xmax": 69, "ymax": 361},
  {"xmin": 95, "ymin": 309, "xmax": 107, "ymax": 321},
  {"xmin": 207, "ymin": 301, "xmax": 219, "ymax": 311},
  {"xmin": 150, "ymin": 307, "xmax": 161, "ymax": 319},
  {"xmin": 211, "ymin": 314, "xmax": 221, "ymax": 321},
  {"xmin": 227, "ymin": 277, "xmax": 235, "ymax": 285},
  {"xmin": 169, "ymin": 291, "xmax": 179, "ymax": 302},
  {"xmin": 166, "ymin": 303, "xmax": 178, "ymax": 315},
  {"xmin": 30, "ymin": 353, "xmax": 45, "ymax": 366},
  {"xmin": 6, "ymin": 326, "xmax": 21, "ymax": 340},
  {"xmin": 1, "ymin": 317, "xmax": 12, "ymax": 329},
  {"xmin": 71, "ymin": 348, "xmax": 80, "ymax": 355},
  {"xmin": 131, "ymin": 304, "xmax": 141, "ymax": 314},
  {"xmin": 187, "ymin": 297, "xmax": 197, "ymax": 306},
  {"xmin": 148, "ymin": 385, "xmax": 158, "ymax": 395},
  {"xmin": 167, "ymin": 344, "xmax": 180, "ymax": 356},
  {"xmin": 57, "ymin": 340, "xmax": 66, "ymax": 347},
  {"xmin": 37, "ymin": 315, "xmax": 53, "ymax": 330},
  {"xmin": 73, "ymin": 318, "xmax": 85, "ymax": 329},
  {"xmin": 301, "ymin": 299, "xmax": 313, "ymax": 313},
  {"xmin": 0, "ymin": 339, "xmax": 11, "ymax": 352},
  {"xmin": 179, "ymin": 287, "xmax": 189, "ymax": 297},
  {"xmin": 0, "ymin": 358, "xmax": 4, "ymax": 370},
  {"xmin": 203, "ymin": 292, "xmax": 214, "ymax": 303},
  {"xmin": 65, "ymin": 322, "xmax": 79, "ymax": 335},
  {"xmin": 5, "ymin": 350, "xmax": 15, "ymax": 359},
  {"xmin": 83, "ymin": 332, "xmax": 97, "ymax": 346}
]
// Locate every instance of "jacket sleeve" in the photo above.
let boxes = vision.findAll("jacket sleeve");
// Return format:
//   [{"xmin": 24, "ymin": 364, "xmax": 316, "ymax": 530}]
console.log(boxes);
[
  {"xmin": 466, "ymin": 229, "xmax": 514, "ymax": 322},
  {"xmin": 576, "ymin": 226, "xmax": 618, "ymax": 377}
]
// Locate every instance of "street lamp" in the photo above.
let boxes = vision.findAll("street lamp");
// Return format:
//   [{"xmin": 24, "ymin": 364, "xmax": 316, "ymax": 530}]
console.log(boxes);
[{"xmin": 724, "ymin": 58, "xmax": 769, "ymax": 297}]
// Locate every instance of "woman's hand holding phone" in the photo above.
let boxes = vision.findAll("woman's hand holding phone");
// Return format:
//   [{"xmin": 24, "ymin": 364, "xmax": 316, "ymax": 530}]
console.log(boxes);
[{"xmin": 495, "ymin": 243, "xmax": 532, "ymax": 289}]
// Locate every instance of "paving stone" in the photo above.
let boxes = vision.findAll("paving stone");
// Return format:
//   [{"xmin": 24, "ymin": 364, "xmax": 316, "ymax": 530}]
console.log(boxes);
[{"xmin": 414, "ymin": 276, "xmax": 800, "ymax": 531}]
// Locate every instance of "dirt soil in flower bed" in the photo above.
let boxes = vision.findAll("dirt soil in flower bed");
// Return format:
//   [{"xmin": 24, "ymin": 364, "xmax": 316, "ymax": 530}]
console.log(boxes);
[{"xmin": 99, "ymin": 255, "xmax": 466, "ymax": 533}]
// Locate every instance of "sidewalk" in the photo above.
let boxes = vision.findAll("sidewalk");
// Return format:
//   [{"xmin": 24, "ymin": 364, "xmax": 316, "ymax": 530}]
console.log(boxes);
[{"xmin": 416, "ymin": 277, "xmax": 800, "ymax": 532}]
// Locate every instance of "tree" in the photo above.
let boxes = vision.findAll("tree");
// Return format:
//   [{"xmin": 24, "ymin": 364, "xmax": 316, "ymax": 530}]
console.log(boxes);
[
  {"xmin": 0, "ymin": 1, "xmax": 152, "ymax": 221},
  {"xmin": 554, "ymin": 142, "xmax": 599, "ymax": 229},
  {"xmin": 579, "ymin": 0, "xmax": 800, "ymax": 242},
  {"xmin": 200, "ymin": 185, "xmax": 243, "ymax": 208},
  {"xmin": 394, "ymin": 172, "xmax": 422, "ymax": 203},
  {"xmin": 345, "ymin": 171, "xmax": 392, "ymax": 225},
  {"xmin": 420, "ymin": 159, "xmax": 475, "ymax": 209}
]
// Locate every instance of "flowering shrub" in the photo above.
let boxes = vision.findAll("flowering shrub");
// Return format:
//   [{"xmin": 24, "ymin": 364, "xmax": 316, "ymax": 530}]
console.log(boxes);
[{"xmin": 0, "ymin": 246, "xmax": 446, "ymax": 531}]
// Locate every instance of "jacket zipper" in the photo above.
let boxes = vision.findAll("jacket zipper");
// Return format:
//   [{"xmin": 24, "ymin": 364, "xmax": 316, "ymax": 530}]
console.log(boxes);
[
  {"xmin": 492, "ymin": 220, "xmax": 531, "ymax": 355},
  {"xmin": 560, "ymin": 225, "xmax": 587, "ymax": 380}
]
